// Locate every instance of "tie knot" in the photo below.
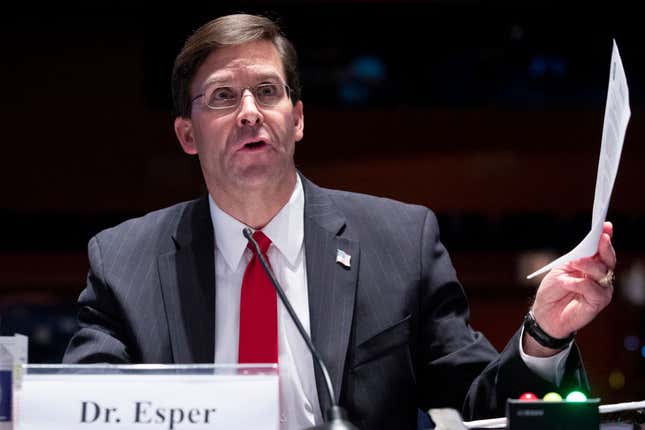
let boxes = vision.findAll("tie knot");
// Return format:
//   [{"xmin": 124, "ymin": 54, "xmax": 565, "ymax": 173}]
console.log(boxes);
[{"xmin": 248, "ymin": 230, "xmax": 271, "ymax": 255}]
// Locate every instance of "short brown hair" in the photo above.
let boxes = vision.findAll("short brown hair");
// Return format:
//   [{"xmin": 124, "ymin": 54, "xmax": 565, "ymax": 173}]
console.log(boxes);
[{"xmin": 172, "ymin": 14, "xmax": 301, "ymax": 118}]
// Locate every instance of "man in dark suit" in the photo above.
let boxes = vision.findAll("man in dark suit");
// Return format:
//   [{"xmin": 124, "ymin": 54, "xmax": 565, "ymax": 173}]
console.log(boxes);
[{"xmin": 64, "ymin": 14, "xmax": 616, "ymax": 429}]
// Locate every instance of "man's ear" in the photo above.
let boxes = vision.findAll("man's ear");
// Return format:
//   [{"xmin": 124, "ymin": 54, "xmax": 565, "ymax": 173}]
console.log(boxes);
[
  {"xmin": 174, "ymin": 116, "xmax": 198, "ymax": 154},
  {"xmin": 293, "ymin": 100, "xmax": 304, "ymax": 142}
]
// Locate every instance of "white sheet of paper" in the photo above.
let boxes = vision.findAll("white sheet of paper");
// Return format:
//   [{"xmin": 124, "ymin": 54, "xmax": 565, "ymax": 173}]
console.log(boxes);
[
  {"xmin": 428, "ymin": 408, "xmax": 468, "ymax": 429},
  {"xmin": 527, "ymin": 40, "xmax": 631, "ymax": 279}
]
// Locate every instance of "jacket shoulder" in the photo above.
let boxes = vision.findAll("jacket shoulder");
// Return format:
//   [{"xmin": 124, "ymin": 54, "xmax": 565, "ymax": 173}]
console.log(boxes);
[
  {"xmin": 90, "ymin": 198, "xmax": 203, "ymax": 259},
  {"xmin": 323, "ymin": 186, "xmax": 435, "ymax": 227}
]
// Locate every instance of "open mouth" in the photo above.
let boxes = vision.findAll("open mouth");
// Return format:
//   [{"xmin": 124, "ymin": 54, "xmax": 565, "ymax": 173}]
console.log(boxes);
[{"xmin": 243, "ymin": 140, "xmax": 268, "ymax": 150}]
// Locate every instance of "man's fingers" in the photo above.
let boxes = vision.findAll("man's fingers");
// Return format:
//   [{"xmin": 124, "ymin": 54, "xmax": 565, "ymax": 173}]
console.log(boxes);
[
  {"xmin": 570, "ymin": 259, "xmax": 609, "ymax": 284},
  {"xmin": 567, "ymin": 221, "xmax": 616, "ymax": 286},
  {"xmin": 603, "ymin": 221, "xmax": 614, "ymax": 238},
  {"xmin": 557, "ymin": 276, "xmax": 614, "ymax": 309},
  {"xmin": 598, "ymin": 231, "xmax": 617, "ymax": 269}
]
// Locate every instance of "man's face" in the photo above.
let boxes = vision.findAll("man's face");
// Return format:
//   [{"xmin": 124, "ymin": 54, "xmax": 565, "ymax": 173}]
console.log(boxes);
[{"xmin": 174, "ymin": 40, "xmax": 304, "ymax": 194}]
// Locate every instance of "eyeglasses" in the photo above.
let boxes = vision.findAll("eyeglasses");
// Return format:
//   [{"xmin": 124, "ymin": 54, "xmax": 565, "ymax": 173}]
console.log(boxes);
[{"xmin": 191, "ymin": 83, "xmax": 292, "ymax": 110}]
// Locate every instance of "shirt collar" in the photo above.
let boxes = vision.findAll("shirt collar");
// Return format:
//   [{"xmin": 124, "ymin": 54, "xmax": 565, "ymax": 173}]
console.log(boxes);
[{"xmin": 209, "ymin": 175, "xmax": 304, "ymax": 271}]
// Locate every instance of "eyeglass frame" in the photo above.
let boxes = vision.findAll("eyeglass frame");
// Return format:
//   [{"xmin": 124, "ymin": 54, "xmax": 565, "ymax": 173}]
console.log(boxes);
[{"xmin": 190, "ymin": 82, "xmax": 293, "ymax": 111}]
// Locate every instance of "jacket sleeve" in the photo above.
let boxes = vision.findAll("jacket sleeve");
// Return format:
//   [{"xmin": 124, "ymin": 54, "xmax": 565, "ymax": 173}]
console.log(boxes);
[
  {"xmin": 63, "ymin": 235, "xmax": 135, "ymax": 364},
  {"xmin": 461, "ymin": 328, "xmax": 590, "ymax": 420},
  {"xmin": 416, "ymin": 209, "xmax": 499, "ymax": 412},
  {"xmin": 416, "ymin": 210, "xmax": 590, "ymax": 420}
]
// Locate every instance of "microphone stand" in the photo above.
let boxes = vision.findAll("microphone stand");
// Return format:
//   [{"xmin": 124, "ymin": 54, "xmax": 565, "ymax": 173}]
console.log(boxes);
[{"xmin": 243, "ymin": 228, "xmax": 359, "ymax": 430}]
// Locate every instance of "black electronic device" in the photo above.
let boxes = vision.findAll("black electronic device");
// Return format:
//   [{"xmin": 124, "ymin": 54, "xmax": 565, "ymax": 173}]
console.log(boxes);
[{"xmin": 507, "ymin": 398, "xmax": 599, "ymax": 430}]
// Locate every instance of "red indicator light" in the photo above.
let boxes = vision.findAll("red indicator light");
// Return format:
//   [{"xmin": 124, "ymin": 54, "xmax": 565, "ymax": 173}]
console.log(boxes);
[{"xmin": 519, "ymin": 392, "xmax": 538, "ymax": 401}]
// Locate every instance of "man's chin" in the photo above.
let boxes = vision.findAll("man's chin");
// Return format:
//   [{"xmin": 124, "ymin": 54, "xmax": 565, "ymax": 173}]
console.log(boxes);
[{"xmin": 231, "ymin": 164, "xmax": 294, "ymax": 190}]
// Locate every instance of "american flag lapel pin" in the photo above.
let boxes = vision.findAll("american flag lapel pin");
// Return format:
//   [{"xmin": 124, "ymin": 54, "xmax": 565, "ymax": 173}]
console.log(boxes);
[{"xmin": 336, "ymin": 249, "xmax": 351, "ymax": 268}]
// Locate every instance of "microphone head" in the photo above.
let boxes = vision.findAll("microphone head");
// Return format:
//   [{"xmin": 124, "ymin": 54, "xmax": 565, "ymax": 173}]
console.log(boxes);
[{"xmin": 242, "ymin": 227, "xmax": 254, "ymax": 240}]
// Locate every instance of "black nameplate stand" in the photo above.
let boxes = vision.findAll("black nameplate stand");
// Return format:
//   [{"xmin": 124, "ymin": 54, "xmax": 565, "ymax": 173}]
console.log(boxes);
[{"xmin": 507, "ymin": 398, "xmax": 599, "ymax": 430}]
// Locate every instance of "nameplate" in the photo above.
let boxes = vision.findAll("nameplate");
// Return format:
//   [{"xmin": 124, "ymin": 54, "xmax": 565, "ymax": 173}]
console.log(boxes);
[{"xmin": 17, "ymin": 365, "xmax": 279, "ymax": 430}]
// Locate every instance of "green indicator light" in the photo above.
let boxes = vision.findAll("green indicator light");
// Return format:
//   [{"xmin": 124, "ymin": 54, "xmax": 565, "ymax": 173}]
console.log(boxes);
[
  {"xmin": 565, "ymin": 391, "xmax": 587, "ymax": 402},
  {"xmin": 543, "ymin": 392, "xmax": 563, "ymax": 401}
]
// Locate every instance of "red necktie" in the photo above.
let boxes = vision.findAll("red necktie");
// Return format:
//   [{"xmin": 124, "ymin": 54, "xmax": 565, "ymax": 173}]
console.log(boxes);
[{"xmin": 238, "ymin": 231, "xmax": 278, "ymax": 363}]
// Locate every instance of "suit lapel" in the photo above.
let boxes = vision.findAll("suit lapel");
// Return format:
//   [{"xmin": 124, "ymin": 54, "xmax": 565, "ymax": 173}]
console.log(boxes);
[
  {"xmin": 155, "ymin": 178, "xmax": 359, "ymax": 409},
  {"xmin": 158, "ymin": 197, "xmax": 215, "ymax": 363},
  {"xmin": 302, "ymin": 176, "xmax": 359, "ymax": 414}
]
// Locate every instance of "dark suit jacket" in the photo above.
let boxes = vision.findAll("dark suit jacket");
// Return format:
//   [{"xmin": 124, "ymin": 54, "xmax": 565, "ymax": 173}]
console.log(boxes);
[{"xmin": 64, "ymin": 175, "xmax": 588, "ymax": 429}]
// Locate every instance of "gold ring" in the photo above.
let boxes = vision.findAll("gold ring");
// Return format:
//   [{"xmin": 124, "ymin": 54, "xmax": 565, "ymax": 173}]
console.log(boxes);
[{"xmin": 598, "ymin": 269, "xmax": 615, "ymax": 288}]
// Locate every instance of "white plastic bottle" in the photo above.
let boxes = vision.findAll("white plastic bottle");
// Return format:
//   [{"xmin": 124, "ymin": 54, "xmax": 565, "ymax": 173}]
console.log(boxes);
[{"xmin": 0, "ymin": 344, "xmax": 13, "ymax": 430}]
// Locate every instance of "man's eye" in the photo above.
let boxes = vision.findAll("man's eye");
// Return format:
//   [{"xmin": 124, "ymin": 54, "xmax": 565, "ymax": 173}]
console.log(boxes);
[
  {"xmin": 211, "ymin": 87, "xmax": 236, "ymax": 100},
  {"xmin": 257, "ymin": 84, "xmax": 278, "ymax": 97}
]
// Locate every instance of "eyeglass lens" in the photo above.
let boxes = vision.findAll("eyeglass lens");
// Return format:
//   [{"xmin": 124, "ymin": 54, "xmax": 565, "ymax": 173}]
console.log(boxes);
[{"xmin": 205, "ymin": 84, "xmax": 287, "ymax": 109}]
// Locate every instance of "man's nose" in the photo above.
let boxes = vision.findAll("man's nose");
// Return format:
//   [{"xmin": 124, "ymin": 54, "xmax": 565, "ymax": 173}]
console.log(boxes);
[{"xmin": 236, "ymin": 90, "xmax": 264, "ymax": 127}]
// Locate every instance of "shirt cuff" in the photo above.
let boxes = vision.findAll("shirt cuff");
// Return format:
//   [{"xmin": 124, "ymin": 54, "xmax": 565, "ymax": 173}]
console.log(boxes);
[{"xmin": 519, "ymin": 326, "xmax": 573, "ymax": 386}]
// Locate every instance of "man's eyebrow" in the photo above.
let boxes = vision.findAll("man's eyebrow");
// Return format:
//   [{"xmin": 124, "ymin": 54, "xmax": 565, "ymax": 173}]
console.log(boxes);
[
  {"xmin": 201, "ymin": 72, "xmax": 284, "ymax": 88},
  {"xmin": 252, "ymin": 72, "xmax": 283, "ymax": 83},
  {"xmin": 201, "ymin": 75, "xmax": 232, "ymax": 88}
]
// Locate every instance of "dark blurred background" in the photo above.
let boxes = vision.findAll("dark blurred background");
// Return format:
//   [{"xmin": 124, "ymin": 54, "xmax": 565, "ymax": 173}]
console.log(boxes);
[{"xmin": 1, "ymin": 0, "xmax": 644, "ymax": 405}]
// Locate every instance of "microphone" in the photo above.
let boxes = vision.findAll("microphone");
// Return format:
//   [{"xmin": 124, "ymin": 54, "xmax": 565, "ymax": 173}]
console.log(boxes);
[{"xmin": 243, "ymin": 228, "xmax": 359, "ymax": 430}]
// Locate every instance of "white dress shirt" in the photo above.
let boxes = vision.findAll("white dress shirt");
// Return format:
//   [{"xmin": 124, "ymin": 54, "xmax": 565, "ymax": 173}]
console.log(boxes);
[
  {"xmin": 520, "ymin": 326, "xmax": 572, "ymax": 386},
  {"xmin": 209, "ymin": 175, "xmax": 322, "ymax": 429},
  {"xmin": 208, "ymin": 175, "xmax": 569, "ymax": 428}
]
